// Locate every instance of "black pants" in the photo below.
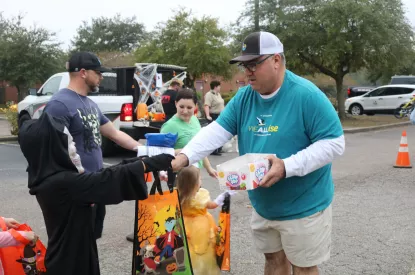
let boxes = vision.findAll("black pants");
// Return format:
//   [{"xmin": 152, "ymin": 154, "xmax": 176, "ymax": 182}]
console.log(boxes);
[
  {"xmin": 209, "ymin": 113, "xmax": 222, "ymax": 153},
  {"xmin": 92, "ymin": 203, "xmax": 106, "ymax": 240}
]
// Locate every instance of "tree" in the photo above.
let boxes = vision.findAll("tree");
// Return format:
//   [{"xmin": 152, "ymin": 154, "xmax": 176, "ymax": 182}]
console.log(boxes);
[
  {"xmin": 366, "ymin": 51, "xmax": 415, "ymax": 85},
  {"xmin": 0, "ymin": 14, "xmax": 65, "ymax": 101},
  {"xmin": 96, "ymin": 51, "xmax": 136, "ymax": 67},
  {"xmin": 72, "ymin": 14, "xmax": 147, "ymax": 53},
  {"xmin": 235, "ymin": 0, "xmax": 415, "ymax": 119},
  {"xmin": 136, "ymin": 205, "xmax": 158, "ymax": 248},
  {"xmin": 134, "ymin": 10, "xmax": 233, "ymax": 89}
]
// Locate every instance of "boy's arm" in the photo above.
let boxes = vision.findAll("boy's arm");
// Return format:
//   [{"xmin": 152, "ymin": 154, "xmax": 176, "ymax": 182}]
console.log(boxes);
[
  {"xmin": 0, "ymin": 231, "xmax": 20, "ymax": 248},
  {"xmin": 67, "ymin": 155, "xmax": 173, "ymax": 204},
  {"xmin": 67, "ymin": 160, "xmax": 148, "ymax": 205}
]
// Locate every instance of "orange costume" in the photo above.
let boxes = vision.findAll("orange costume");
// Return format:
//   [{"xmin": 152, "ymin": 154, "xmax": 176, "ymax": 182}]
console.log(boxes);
[{"xmin": 181, "ymin": 188, "xmax": 221, "ymax": 275}]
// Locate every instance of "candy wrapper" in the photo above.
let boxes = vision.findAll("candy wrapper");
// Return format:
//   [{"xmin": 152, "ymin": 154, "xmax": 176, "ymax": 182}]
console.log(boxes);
[{"xmin": 216, "ymin": 154, "xmax": 274, "ymax": 191}]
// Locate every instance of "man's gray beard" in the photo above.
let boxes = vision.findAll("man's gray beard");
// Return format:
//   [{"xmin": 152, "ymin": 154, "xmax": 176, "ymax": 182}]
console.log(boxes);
[
  {"xmin": 88, "ymin": 85, "xmax": 99, "ymax": 94},
  {"xmin": 90, "ymin": 86, "xmax": 99, "ymax": 93}
]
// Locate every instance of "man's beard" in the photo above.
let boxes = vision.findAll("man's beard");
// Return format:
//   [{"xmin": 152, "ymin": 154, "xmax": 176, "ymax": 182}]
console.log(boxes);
[{"xmin": 86, "ymin": 79, "xmax": 99, "ymax": 94}]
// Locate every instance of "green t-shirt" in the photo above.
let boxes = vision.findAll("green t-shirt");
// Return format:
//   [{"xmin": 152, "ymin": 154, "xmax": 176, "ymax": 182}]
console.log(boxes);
[
  {"xmin": 160, "ymin": 115, "xmax": 203, "ymax": 167},
  {"xmin": 217, "ymin": 69, "xmax": 343, "ymax": 220}
]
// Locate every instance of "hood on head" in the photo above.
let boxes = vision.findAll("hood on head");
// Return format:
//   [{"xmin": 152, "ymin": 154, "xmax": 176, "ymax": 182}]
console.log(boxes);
[{"xmin": 18, "ymin": 112, "xmax": 78, "ymax": 191}]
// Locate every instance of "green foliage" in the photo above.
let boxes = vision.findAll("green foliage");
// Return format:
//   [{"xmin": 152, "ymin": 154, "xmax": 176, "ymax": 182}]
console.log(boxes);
[
  {"xmin": 95, "ymin": 51, "xmax": 136, "ymax": 67},
  {"xmin": 235, "ymin": 0, "xmax": 415, "ymax": 119},
  {"xmin": 195, "ymin": 91, "xmax": 202, "ymax": 101},
  {"xmin": 0, "ymin": 14, "xmax": 65, "ymax": 101},
  {"xmin": 222, "ymin": 91, "xmax": 237, "ymax": 105},
  {"xmin": 134, "ymin": 10, "xmax": 233, "ymax": 88},
  {"xmin": 0, "ymin": 101, "xmax": 18, "ymax": 135},
  {"xmin": 72, "ymin": 14, "xmax": 147, "ymax": 53}
]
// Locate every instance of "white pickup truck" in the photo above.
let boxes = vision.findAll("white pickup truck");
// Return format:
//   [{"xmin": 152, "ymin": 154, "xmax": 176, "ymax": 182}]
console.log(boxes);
[{"xmin": 17, "ymin": 63, "xmax": 195, "ymax": 156}]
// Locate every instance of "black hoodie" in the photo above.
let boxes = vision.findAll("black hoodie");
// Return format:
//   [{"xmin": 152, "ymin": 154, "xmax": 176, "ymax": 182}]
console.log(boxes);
[{"xmin": 18, "ymin": 113, "xmax": 153, "ymax": 275}]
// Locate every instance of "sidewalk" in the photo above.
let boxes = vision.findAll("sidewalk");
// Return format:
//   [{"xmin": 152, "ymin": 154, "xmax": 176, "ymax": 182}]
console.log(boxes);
[
  {"xmin": 0, "ymin": 119, "xmax": 11, "ymax": 135},
  {"xmin": 0, "ymin": 117, "xmax": 16, "ymax": 141}
]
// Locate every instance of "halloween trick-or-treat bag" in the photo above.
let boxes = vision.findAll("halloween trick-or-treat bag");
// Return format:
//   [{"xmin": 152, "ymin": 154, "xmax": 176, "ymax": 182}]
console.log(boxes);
[
  {"xmin": 0, "ymin": 217, "xmax": 47, "ymax": 275},
  {"xmin": 132, "ymin": 170, "xmax": 194, "ymax": 275},
  {"xmin": 216, "ymin": 192, "xmax": 231, "ymax": 271}
]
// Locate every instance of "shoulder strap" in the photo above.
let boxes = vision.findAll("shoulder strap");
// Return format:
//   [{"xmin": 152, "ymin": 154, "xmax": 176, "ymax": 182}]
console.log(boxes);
[
  {"xmin": 167, "ymin": 169, "xmax": 176, "ymax": 193},
  {"xmin": 149, "ymin": 168, "xmax": 176, "ymax": 195},
  {"xmin": 149, "ymin": 173, "xmax": 163, "ymax": 196}
]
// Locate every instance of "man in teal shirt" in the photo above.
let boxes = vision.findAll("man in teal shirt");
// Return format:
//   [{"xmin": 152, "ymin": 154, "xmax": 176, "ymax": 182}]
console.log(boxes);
[{"xmin": 172, "ymin": 31, "xmax": 345, "ymax": 275}]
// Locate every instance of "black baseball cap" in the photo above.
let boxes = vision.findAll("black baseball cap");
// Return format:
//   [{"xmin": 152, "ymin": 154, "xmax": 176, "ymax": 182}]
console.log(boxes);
[
  {"xmin": 66, "ymin": 51, "xmax": 112, "ymax": 73},
  {"xmin": 229, "ymin": 31, "xmax": 284, "ymax": 64}
]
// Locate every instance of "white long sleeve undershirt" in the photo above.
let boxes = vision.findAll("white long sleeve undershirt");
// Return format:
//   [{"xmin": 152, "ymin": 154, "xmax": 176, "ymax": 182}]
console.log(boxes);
[{"xmin": 180, "ymin": 121, "xmax": 345, "ymax": 178}]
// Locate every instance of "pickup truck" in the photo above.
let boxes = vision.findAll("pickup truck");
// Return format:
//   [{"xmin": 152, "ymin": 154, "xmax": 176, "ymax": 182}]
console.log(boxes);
[
  {"xmin": 347, "ymin": 86, "xmax": 376, "ymax": 98},
  {"xmin": 17, "ymin": 63, "xmax": 205, "ymax": 156}
]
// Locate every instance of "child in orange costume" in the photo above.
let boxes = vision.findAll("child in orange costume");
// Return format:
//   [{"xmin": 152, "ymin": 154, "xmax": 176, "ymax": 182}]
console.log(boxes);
[{"xmin": 176, "ymin": 166, "xmax": 233, "ymax": 275}]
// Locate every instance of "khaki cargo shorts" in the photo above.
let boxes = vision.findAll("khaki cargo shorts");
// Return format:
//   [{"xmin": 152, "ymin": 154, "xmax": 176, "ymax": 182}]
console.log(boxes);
[{"xmin": 250, "ymin": 204, "xmax": 332, "ymax": 268}]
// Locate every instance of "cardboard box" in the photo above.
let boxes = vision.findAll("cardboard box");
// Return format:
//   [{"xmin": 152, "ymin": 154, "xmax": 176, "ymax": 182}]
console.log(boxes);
[{"xmin": 216, "ymin": 153, "xmax": 274, "ymax": 190}]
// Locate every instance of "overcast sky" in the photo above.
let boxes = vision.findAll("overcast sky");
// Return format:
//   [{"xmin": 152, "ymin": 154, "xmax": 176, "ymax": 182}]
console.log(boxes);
[{"xmin": 3, "ymin": 0, "xmax": 415, "ymax": 50}]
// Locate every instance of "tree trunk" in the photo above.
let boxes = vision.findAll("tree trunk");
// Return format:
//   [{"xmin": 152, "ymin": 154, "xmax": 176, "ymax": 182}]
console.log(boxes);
[
  {"xmin": 335, "ymin": 77, "xmax": 346, "ymax": 120},
  {"xmin": 254, "ymin": 0, "xmax": 260, "ymax": 31},
  {"xmin": 16, "ymin": 85, "xmax": 22, "ymax": 103}
]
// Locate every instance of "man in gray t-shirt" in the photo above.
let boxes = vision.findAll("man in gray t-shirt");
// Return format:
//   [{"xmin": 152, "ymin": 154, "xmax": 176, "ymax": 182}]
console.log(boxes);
[{"xmin": 44, "ymin": 51, "xmax": 141, "ymax": 239}]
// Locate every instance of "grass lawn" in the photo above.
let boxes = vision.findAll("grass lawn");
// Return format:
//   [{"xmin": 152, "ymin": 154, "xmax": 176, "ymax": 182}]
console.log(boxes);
[{"xmin": 341, "ymin": 114, "xmax": 409, "ymax": 128}]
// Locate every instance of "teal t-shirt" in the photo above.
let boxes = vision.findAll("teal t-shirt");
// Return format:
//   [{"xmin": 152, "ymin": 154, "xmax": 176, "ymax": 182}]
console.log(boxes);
[
  {"xmin": 160, "ymin": 115, "xmax": 203, "ymax": 168},
  {"xmin": 217, "ymin": 70, "xmax": 343, "ymax": 220}
]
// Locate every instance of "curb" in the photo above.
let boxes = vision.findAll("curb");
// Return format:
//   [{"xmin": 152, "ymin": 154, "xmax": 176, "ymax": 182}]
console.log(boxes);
[
  {"xmin": 0, "ymin": 135, "xmax": 18, "ymax": 142},
  {"xmin": 343, "ymin": 121, "xmax": 411, "ymax": 133},
  {"xmin": 0, "ymin": 122, "xmax": 411, "ymax": 141}
]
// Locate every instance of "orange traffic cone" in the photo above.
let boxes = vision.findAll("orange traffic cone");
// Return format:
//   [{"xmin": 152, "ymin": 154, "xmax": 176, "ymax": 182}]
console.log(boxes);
[{"xmin": 394, "ymin": 130, "xmax": 412, "ymax": 168}]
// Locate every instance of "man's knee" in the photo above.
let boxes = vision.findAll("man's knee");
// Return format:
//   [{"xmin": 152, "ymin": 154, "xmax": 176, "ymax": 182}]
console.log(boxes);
[{"xmin": 264, "ymin": 250, "xmax": 289, "ymax": 265}]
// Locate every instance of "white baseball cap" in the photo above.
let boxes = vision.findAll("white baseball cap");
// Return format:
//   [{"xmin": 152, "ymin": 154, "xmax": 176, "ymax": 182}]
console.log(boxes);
[{"xmin": 229, "ymin": 31, "xmax": 284, "ymax": 64}]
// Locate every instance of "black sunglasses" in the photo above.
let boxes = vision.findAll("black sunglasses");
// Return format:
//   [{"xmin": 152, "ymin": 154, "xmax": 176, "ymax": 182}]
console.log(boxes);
[{"xmin": 237, "ymin": 54, "xmax": 275, "ymax": 72}]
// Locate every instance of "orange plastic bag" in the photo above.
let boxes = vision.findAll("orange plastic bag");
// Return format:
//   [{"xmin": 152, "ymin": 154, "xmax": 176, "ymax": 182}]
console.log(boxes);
[
  {"xmin": 216, "ymin": 193, "xmax": 231, "ymax": 271},
  {"xmin": 0, "ymin": 217, "xmax": 47, "ymax": 275},
  {"xmin": 132, "ymin": 172, "xmax": 194, "ymax": 275}
]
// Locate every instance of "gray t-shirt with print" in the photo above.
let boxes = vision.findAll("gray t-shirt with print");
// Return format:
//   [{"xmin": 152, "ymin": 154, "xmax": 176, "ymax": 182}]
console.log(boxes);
[{"xmin": 44, "ymin": 88, "xmax": 109, "ymax": 172}]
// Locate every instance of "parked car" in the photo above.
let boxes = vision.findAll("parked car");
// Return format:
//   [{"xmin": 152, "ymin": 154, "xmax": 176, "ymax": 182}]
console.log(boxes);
[
  {"xmin": 390, "ymin": 75, "xmax": 415, "ymax": 85},
  {"xmin": 345, "ymin": 84, "xmax": 415, "ymax": 115},
  {"xmin": 347, "ymin": 86, "xmax": 376, "ymax": 98}
]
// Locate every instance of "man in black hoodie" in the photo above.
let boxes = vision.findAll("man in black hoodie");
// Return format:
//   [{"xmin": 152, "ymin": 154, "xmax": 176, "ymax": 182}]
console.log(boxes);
[{"xmin": 18, "ymin": 112, "xmax": 174, "ymax": 275}]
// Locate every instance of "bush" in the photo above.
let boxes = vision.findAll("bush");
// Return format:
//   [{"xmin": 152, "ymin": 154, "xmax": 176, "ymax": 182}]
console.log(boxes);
[
  {"xmin": 0, "ymin": 101, "xmax": 18, "ymax": 135},
  {"xmin": 222, "ymin": 91, "xmax": 237, "ymax": 105},
  {"xmin": 195, "ymin": 91, "xmax": 202, "ymax": 101}
]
